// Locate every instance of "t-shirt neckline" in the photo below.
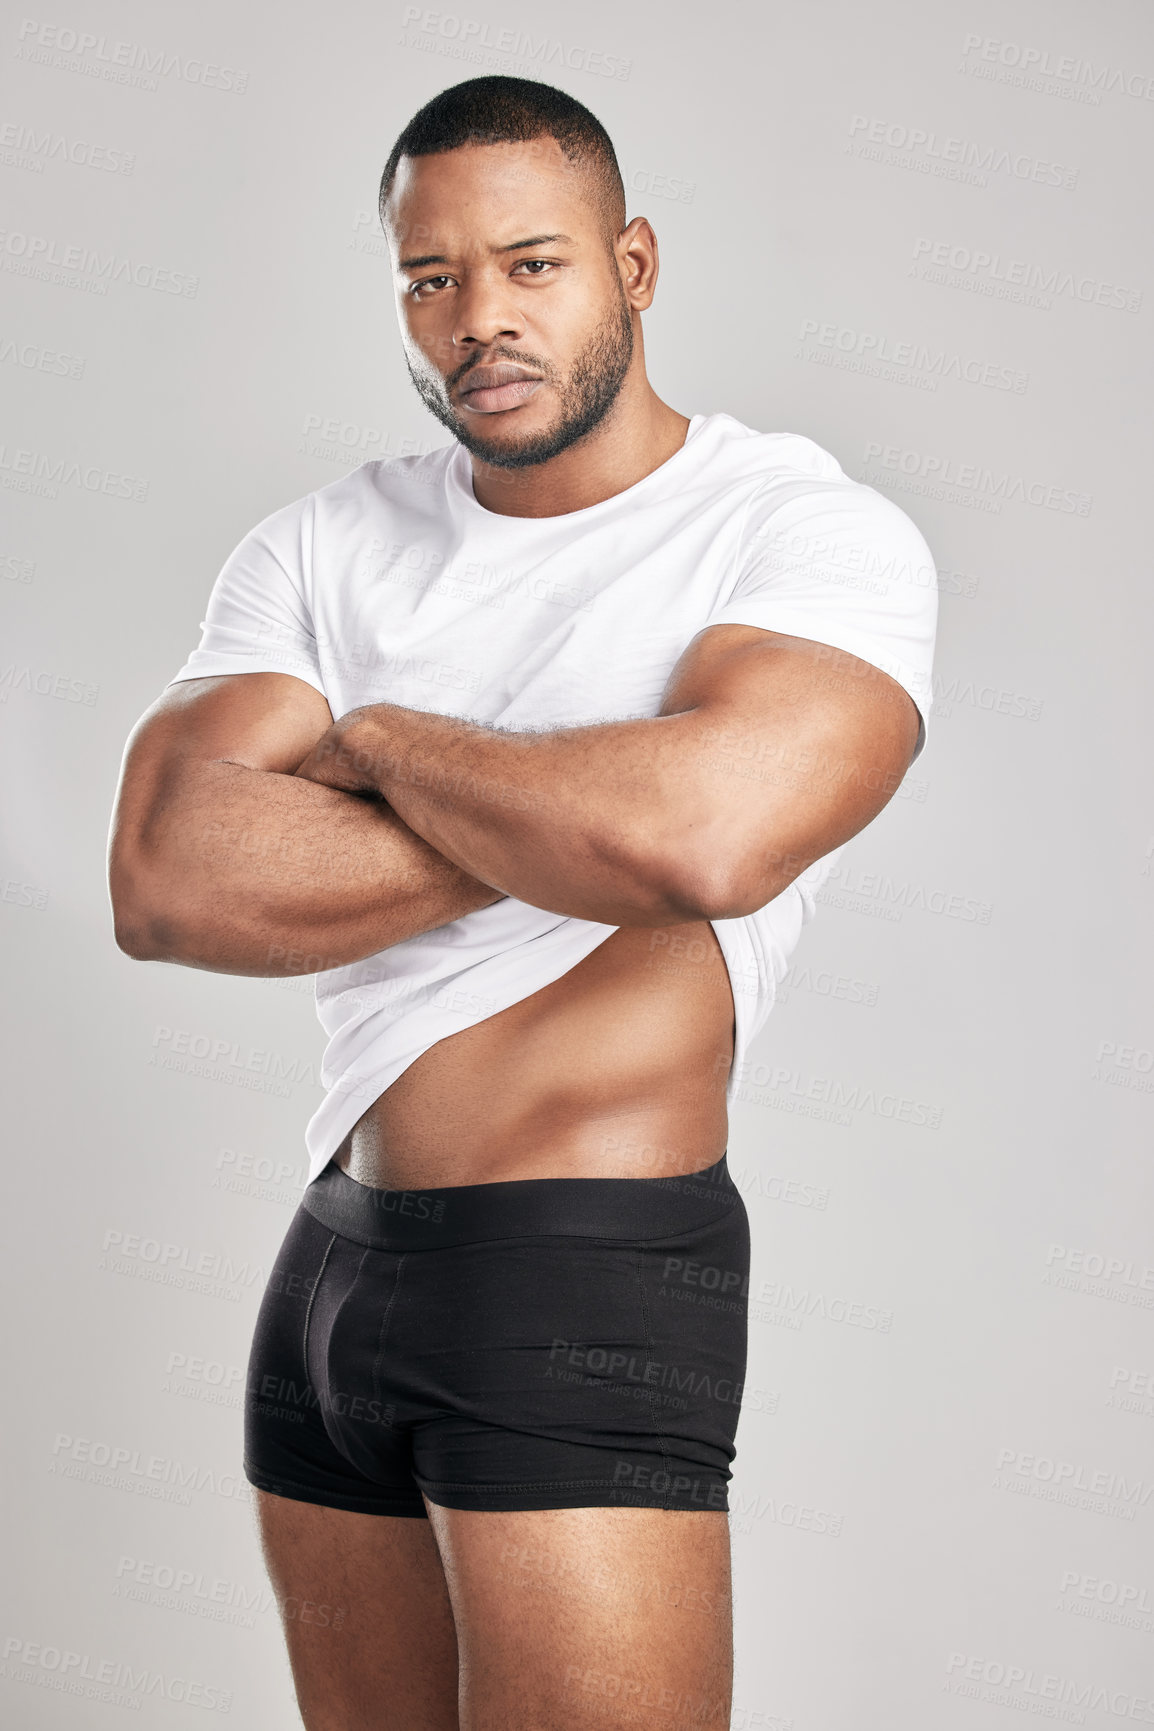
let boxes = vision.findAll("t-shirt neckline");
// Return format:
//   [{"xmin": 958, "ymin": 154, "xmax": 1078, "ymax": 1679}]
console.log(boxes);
[{"xmin": 446, "ymin": 412, "xmax": 709, "ymax": 525}]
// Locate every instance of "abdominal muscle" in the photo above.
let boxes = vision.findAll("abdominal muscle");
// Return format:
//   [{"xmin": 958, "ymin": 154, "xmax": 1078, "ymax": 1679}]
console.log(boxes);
[{"xmin": 333, "ymin": 920, "xmax": 736, "ymax": 1190}]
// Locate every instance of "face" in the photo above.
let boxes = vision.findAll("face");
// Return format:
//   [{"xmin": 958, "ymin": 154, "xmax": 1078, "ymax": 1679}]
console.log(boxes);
[{"xmin": 384, "ymin": 139, "xmax": 637, "ymax": 470}]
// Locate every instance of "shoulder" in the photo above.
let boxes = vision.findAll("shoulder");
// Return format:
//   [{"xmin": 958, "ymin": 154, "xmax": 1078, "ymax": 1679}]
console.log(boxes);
[
  {"xmin": 697, "ymin": 411, "xmax": 843, "ymax": 490},
  {"xmin": 312, "ymin": 443, "xmax": 457, "ymax": 515},
  {"xmin": 232, "ymin": 444, "xmax": 457, "ymax": 557},
  {"xmin": 721, "ymin": 422, "xmax": 935, "ymax": 578},
  {"xmin": 244, "ymin": 443, "xmax": 455, "ymax": 525}
]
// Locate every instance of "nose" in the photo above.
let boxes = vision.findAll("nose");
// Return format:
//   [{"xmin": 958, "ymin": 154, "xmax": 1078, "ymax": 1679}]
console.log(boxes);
[{"xmin": 450, "ymin": 267, "xmax": 524, "ymax": 352}]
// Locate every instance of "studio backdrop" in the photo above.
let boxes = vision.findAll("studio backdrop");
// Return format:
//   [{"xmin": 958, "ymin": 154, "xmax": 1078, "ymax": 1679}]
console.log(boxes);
[{"xmin": 2, "ymin": 0, "xmax": 1152, "ymax": 1725}]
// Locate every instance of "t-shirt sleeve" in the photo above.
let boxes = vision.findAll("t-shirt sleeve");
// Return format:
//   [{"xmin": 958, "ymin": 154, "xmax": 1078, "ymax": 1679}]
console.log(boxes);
[
  {"xmin": 704, "ymin": 476, "xmax": 939, "ymax": 762},
  {"xmin": 167, "ymin": 495, "xmax": 327, "ymax": 698}
]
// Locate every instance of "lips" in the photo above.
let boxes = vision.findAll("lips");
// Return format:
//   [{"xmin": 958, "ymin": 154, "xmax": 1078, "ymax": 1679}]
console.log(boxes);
[{"xmin": 457, "ymin": 363, "xmax": 544, "ymax": 414}]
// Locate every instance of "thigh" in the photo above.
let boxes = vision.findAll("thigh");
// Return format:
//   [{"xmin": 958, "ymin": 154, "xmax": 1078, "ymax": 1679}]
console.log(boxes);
[
  {"xmin": 252, "ymin": 1488, "xmax": 459, "ymax": 1731},
  {"xmin": 427, "ymin": 1502, "xmax": 732, "ymax": 1730}
]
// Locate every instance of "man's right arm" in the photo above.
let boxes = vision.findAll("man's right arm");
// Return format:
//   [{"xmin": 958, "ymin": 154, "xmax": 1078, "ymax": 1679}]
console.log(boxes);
[{"xmin": 107, "ymin": 672, "xmax": 506, "ymax": 976}]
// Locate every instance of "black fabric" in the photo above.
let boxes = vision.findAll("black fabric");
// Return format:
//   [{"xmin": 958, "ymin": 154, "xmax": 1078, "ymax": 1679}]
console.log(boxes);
[
  {"xmin": 244, "ymin": 1153, "xmax": 749, "ymax": 1517},
  {"xmin": 299, "ymin": 1151, "xmax": 739, "ymax": 1249}
]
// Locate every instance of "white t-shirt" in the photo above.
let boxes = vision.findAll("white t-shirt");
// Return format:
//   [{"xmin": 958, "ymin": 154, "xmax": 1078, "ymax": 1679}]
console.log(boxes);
[{"xmin": 171, "ymin": 411, "xmax": 938, "ymax": 1185}]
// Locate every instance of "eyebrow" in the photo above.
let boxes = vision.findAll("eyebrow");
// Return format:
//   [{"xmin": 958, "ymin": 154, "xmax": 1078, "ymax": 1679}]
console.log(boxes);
[{"xmin": 398, "ymin": 233, "xmax": 574, "ymax": 270}]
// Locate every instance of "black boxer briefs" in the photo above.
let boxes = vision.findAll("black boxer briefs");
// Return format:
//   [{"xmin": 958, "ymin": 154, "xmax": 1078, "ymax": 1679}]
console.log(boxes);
[{"xmin": 244, "ymin": 1151, "xmax": 749, "ymax": 1517}]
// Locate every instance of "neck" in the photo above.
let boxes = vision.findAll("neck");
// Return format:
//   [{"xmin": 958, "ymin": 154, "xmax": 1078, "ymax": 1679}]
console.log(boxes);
[{"xmin": 466, "ymin": 378, "xmax": 691, "ymax": 519}]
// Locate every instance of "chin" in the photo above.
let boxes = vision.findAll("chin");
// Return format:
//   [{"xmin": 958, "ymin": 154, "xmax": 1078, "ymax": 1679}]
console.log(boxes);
[{"xmin": 452, "ymin": 418, "xmax": 563, "ymax": 471}]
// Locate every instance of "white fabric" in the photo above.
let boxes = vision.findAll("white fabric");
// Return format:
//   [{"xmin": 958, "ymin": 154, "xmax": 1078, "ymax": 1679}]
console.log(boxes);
[{"xmin": 170, "ymin": 411, "xmax": 938, "ymax": 1184}]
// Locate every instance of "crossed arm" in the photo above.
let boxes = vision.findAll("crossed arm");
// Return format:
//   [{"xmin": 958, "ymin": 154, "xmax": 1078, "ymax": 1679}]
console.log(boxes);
[{"xmin": 108, "ymin": 622, "xmax": 920, "ymax": 975}]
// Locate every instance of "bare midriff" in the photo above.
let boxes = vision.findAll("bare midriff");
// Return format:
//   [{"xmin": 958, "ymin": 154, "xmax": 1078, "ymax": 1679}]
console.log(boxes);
[{"xmin": 333, "ymin": 920, "xmax": 736, "ymax": 1190}]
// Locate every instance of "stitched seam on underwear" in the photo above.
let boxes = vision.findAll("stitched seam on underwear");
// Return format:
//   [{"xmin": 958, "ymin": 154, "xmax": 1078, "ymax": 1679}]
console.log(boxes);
[
  {"xmin": 301, "ymin": 1232, "xmax": 338, "ymax": 1376},
  {"xmin": 243, "ymin": 1466, "xmax": 423, "ymax": 1509},
  {"xmin": 636, "ymin": 1243, "xmax": 674, "ymax": 1510},
  {"xmin": 416, "ymin": 1475, "xmax": 710, "ymax": 1494},
  {"xmin": 370, "ymin": 1250, "xmax": 407, "ymax": 1409},
  {"xmin": 244, "ymin": 1463, "xmax": 719, "ymax": 1500}
]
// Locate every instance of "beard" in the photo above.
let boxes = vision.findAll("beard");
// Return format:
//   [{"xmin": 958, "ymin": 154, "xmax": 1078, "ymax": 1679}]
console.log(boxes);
[{"xmin": 405, "ymin": 286, "xmax": 635, "ymax": 471}]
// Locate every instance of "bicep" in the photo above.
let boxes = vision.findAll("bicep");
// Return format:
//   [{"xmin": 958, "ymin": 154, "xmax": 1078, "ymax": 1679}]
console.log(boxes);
[
  {"xmin": 112, "ymin": 672, "xmax": 334, "ymax": 837},
  {"xmin": 659, "ymin": 623, "xmax": 921, "ymax": 906}
]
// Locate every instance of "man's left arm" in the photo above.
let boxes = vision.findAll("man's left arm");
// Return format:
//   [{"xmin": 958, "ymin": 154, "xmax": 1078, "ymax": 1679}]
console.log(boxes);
[{"xmin": 293, "ymin": 622, "xmax": 921, "ymax": 928}]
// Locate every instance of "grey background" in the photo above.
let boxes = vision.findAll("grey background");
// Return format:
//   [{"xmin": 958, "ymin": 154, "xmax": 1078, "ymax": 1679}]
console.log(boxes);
[{"xmin": 2, "ymin": 0, "xmax": 1152, "ymax": 1724}]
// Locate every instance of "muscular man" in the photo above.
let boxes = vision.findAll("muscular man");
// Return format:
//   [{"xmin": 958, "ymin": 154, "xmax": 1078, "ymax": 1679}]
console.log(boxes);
[{"xmin": 109, "ymin": 76, "xmax": 937, "ymax": 1731}]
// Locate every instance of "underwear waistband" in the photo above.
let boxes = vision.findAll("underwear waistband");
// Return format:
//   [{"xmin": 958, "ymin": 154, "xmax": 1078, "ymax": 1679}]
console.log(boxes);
[{"xmin": 301, "ymin": 1152, "xmax": 738, "ymax": 1250}]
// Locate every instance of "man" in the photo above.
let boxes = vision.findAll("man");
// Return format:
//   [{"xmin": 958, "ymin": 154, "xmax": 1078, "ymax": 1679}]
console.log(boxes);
[{"xmin": 109, "ymin": 75, "xmax": 936, "ymax": 1731}]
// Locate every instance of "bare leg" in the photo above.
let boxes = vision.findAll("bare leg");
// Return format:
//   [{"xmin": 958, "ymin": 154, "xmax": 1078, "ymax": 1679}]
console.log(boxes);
[
  {"xmin": 425, "ymin": 1502, "xmax": 733, "ymax": 1730},
  {"xmin": 252, "ymin": 1489, "xmax": 460, "ymax": 1730}
]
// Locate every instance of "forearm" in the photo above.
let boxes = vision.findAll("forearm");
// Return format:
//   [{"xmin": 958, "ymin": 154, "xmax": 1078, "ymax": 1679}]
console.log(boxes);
[
  {"xmin": 112, "ymin": 759, "xmax": 504, "ymax": 975},
  {"xmin": 299, "ymin": 704, "xmax": 726, "ymax": 926}
]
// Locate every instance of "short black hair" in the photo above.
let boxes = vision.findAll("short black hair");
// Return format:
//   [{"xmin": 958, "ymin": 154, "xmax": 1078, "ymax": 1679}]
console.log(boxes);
[{"xmin": 379, "ymin": 76, "xmax": 626, "ymax": 244}]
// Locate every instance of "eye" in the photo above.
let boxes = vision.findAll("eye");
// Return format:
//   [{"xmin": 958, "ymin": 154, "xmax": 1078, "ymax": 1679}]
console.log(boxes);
[
  {"xmin": 512, "ymin": 259, "xmax": 555, "ymax": 276},
  {"xmin": 409, "ymin": 275, "xmax": 453, "ymax": 299}
]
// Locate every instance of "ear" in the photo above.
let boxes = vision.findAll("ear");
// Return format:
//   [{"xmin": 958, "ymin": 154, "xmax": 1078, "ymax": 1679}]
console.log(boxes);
[{"xmin": 615, "ymin": 216, "xmax": 660, "ymax": 310}]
